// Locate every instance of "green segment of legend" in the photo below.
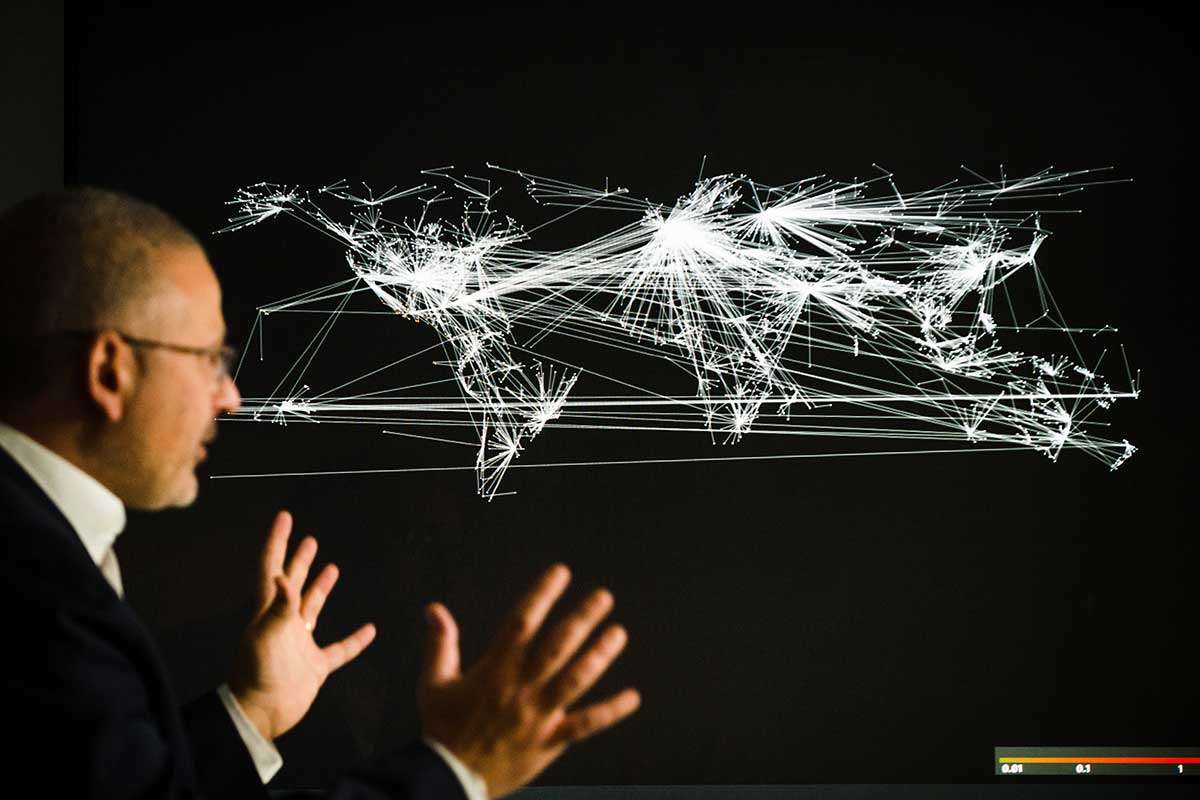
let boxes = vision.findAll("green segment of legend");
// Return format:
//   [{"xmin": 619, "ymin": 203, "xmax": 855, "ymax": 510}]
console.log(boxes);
[{"xmin": 995, "ymin": 747, "xmax": 1200, "ymax": 776}]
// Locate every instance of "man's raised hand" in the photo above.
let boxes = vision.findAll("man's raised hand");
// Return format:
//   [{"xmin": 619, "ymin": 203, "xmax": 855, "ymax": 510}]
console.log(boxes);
[
  {"xmin": 418, "ymin": 564, "xmax": 641, "ymax": 798},
  {"xmin": 228, "ymin": 510, "xmax": 377, "ymax": 742}
]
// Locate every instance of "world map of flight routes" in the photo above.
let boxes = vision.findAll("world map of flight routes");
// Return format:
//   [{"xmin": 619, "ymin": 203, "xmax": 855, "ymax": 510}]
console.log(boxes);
[{"xmin": 217, "ymin": 164, "xmax": 1138, "ymax": 500}]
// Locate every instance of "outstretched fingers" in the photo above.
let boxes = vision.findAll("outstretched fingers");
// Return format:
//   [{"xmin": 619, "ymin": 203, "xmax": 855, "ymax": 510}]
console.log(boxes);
[
  {"xmin": 321, "ymin": 622, "xmax": 377, "ymax": 673},
  {"xmin": 286, "ymin": 535, "xmax": 318, "ymax": 589},
  {"xmin": 257, "ymin": 510, "xmax": 293, "ymax": 611},
  {"xmin": 526, "ymin": 588, "xmax": 613, "ymax": 685},
  {"xmin": 554, "ymin": 688, "xmax": 641, "ymax": 746},
  {"xmin": 540, "ymin": 623, "xmax": 628, "ymax": 709},
  {"xmin": 300, "ymin": 563, "xmax": 339, "ymax": 631},
  {"xmin": 271, "ymin": 573, "xmax": 301, "ymax": 618},
  {"xmin": 488, "ymin": 564, "xmax": 571, "ymax": 659}
]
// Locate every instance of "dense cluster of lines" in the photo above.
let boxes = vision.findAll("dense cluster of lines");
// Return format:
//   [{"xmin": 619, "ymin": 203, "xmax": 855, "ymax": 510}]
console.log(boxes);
[{"xmin": 218, "ymin": 165, "xmax": 1138, "ymax": 499}]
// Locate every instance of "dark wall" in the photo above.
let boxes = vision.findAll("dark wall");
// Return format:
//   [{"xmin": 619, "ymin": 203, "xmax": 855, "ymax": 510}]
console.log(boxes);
[
  {"xmin": 0, "ymin": 1, "xmax": 63, "ymax": 210},
  {"xmin": 74, "ymin": 2, "xmax": 1194, "ymax": 790}
]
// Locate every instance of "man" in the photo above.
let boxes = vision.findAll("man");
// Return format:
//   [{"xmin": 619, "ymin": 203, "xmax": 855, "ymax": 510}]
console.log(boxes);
[{"xmin": 0, "ymin": 188, "xmax": 640, "ymax": 798}]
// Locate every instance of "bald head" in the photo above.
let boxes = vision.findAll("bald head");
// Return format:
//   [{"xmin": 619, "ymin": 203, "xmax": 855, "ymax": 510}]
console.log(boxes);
[
  {"xmin": 0, "ymin": 187, "xmax": 201, "ymax": 332},
  {"xmin": 0, "ymin": 187, "xmax": 202, "ymax": 404}
]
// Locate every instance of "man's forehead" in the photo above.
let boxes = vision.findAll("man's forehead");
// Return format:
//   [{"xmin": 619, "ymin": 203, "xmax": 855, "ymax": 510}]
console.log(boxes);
[
  {"xmin": 156, "ymin": 243, "xmax": 217, "ymax": 283},
  {"xmin": 144, "ymin": 244, "xmax": 226, "ymax": 336}
]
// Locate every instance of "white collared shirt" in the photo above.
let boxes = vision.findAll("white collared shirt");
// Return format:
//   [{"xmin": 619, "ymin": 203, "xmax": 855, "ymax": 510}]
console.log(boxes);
[{"xmin": 0, "ymin": 421, "xmax": 127, "ymax": 577}]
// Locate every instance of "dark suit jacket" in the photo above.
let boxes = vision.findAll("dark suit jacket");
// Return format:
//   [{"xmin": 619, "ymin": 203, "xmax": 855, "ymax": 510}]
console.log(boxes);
[{"xmin": 0, "ymin": 445, "xmax": 467, "ymax": 800}]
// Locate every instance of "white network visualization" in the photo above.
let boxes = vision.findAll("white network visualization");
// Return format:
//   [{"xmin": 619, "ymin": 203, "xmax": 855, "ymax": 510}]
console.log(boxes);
[{"xmin": 218, "ymin": 164, "xmax": 1139, "ymax": 499}]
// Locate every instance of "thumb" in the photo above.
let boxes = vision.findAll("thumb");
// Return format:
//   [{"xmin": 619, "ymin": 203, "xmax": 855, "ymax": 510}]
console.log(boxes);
[{"xmin": 420, "ymin": 602, "xmax": 461, "ymax": 688}]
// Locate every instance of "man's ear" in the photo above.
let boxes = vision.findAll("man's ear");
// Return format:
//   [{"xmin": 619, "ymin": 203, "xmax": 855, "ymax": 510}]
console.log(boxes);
[{"xmin": 86, "ymin": 331, "xmax": 138, "ymax": 423}]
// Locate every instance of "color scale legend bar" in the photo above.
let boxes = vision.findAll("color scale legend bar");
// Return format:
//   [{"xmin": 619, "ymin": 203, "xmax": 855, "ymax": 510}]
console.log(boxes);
[{"xmin": 996, "ymin": 747, "xmax": 1200, "ymax": 776}]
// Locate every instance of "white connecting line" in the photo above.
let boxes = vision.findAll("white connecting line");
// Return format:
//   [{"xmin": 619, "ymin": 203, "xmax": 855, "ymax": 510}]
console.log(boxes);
[{"xmin": 216, "ymin": 165, "xmax": 1139, "ymax": 499}]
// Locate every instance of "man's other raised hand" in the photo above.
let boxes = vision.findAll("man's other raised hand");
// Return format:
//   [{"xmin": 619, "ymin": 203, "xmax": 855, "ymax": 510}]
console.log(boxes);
[{"xmin": 418, "ymin": 564, "xmax": 641, "ymax": 798}]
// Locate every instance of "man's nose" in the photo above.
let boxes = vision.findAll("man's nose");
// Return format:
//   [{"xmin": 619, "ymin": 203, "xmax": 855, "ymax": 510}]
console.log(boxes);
[{"xmin": 215, "ymin": 373, "xmax": 242, "ymax": 414}]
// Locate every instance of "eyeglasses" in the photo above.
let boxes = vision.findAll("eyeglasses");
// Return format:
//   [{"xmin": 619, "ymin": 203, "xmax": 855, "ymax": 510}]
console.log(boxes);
[{"xmin": 63, "ymin": 329, "xmax": 238, "ymax": 383}]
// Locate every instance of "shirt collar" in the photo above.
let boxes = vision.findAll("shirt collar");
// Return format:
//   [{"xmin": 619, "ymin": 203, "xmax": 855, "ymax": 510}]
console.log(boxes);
[{"xmin": 0, "ymin": 420, "xmax": 127, "ymax": 566}]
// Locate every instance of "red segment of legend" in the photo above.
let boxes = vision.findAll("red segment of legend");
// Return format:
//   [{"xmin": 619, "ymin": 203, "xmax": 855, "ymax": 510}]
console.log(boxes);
[
  {"xmin": 1009, "ymin": 757, "xmax": 1200, "ymax": 764},
  {"xmin": 995, "ymin": 748, "xmax": 1200, "ymax": 776}
]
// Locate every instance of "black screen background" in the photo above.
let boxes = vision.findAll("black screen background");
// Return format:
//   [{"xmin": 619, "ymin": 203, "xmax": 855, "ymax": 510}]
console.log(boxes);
[{"xmin": 74, "ymin": 1, "xmax": 1195, "ymax": 788}]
